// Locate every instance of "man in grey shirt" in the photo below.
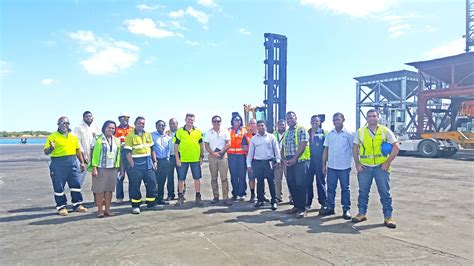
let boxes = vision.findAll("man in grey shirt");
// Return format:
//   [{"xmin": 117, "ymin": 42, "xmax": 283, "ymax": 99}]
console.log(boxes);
[
  {"xmin": 320, "ymin": 112, "xmax": 354, "ymax": 220},
  {"xmin": 247, "ymin": 120, "xmax": 281, "ymax": 210}
]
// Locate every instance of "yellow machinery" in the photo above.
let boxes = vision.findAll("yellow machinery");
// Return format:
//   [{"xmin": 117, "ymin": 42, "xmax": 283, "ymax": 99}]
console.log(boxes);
[
  {"xmin": 243, "ymin": 104, "xmax": 266, "ymax": 127},
  {"xmin": 421, "ymin": 131, "xmax": 474, "ymax": 149}
]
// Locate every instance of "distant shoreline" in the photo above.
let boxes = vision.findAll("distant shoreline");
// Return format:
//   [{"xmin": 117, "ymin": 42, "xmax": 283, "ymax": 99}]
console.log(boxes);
[{"xmin": 0, "ymin": 136, "xmax": 47, "ymax": 139}]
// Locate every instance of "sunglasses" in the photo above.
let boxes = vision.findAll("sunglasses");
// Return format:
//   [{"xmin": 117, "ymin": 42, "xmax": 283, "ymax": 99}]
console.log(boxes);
[
  {"xmin": 59, "ymin": 122, "xmax": 70, "ymax": 125},
  {"xmin": 212, "ymin": 120, "xmax": 221, "ymax": 123}
]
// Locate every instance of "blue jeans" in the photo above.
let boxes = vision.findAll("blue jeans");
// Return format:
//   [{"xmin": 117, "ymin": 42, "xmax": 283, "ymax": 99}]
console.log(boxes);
[
  {"xmin": 306, "ymin": 159, "xmax": 327, "ymax": 207},
  {"xmin": 326, "ymin": 168, "xmax": 351, "ymax": 212},
  {"xmin": 228, "ymin": 154, "xmax": 247, "ymax": 197},
  {"xmin": 178, "ymin": 162, "xmax": 202, "ymax": 181},
  {"xmin": 49, "ymin": 156, "xmax": 84, "ymax": 210},
  {"xmin": 357, "ymin": 165, "xmax": 393, "ymax": 218}
]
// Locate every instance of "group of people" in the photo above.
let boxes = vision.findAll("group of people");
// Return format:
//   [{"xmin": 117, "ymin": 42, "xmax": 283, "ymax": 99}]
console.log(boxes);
[{"xmin": 43, "ymin": 108, "xmax": 400, "ymax": 228}]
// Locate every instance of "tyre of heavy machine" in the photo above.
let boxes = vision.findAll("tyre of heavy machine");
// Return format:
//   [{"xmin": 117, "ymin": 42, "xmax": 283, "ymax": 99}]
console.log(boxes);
[
  {"xmin": 418, "ymin": 140, "xmax": 438, "ymax": 158},
  {"xmin": 439, "ymin": 150, "xmax": 457, "ymax": 157}
]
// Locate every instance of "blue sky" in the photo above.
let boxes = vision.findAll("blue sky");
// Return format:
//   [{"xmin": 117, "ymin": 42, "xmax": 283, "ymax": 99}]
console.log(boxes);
[{"xmin": 0, "ymin": 0, "xmax": 466, "ymax": 132}]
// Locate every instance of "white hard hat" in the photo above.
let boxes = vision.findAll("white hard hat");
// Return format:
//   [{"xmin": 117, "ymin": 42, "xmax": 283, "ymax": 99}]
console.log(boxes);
[{"xmin": 118, "ymin": 112, "xmax": 130, "ymax": 118}]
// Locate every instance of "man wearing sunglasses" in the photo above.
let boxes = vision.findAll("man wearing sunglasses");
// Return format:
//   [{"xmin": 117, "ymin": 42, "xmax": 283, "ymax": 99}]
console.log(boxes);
[
  {"xmin": 44, "ymin": 116, "xmax": 88, "ymax": 216},
  {"xmin": 204, "ymin": 115, "xmax": 231, "ymax": 205}
]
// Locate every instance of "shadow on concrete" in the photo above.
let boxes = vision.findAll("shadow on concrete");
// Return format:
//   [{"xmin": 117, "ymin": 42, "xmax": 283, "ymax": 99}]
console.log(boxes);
[
  {"xmin": 222, "ymin": 208, "xmax": 362, "ymax": 235},
  {"xmin": 27, "ymin": 205, "xmax": 161, "ymax": 225},
  {"xmin": 202, "ymin": 204, "xmax": 261, "ymax": 215},
  {"xmin": 7, "ymin": 201, "xmax": 96, "ymax": 214},
  {"xmin": 306, "ymin": 216, "xmax": 360, "ymax": 235},
  {"xmin": 0, "ymin": 212, "xmax": 57, "ymax": 223},
  {"xmin": 352, "ymin": 223, "xmax": 386, "ymax": 230}
]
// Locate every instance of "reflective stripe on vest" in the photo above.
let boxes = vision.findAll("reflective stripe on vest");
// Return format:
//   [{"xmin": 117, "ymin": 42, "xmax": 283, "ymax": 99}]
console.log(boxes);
[
  {"xmin": 358, "ymin": 126, "xmax": 388, "ymax": 165},
  {"xmin": 228, "ymin": 127, "xmax": 248, "ymax": 155},
  {"xmin": 282, "ymin": 125, "xmax": 310, "ymax": 161}
]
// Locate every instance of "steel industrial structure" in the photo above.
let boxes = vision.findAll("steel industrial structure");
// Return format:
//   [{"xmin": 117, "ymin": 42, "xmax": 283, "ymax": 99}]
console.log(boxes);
[
  {"xmin": 263, "ymin": 33, "xmax": 287, "ymax": 132},
  {"xmin": 355, "ymin": 53, "xmax": 474, "ymax": 138},
  {"xmin": 407, "ymin": 52, "xmax": 474, "ymax": 135},
  {"xmin": 354, "ymin": 70, "xmax": 420, "ymax": 137},
  {"xmin": 466, "ymin": 0, "xmax": 474, "ymax": 52}
]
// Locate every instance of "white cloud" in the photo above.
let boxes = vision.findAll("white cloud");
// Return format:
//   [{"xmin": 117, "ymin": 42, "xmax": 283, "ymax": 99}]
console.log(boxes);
[
  {"xmin": 388, "ymin": 23, "xmax": 411, "ymax": 38},
  {"xmin": 169, "ymin": 9, "xmax": 185, "ymax": 18},
  {"xmin": 69, "ymin": 30, "xmax": 139, "ymax": 75},
  {"xmin": 170, "ymin": 21, "xmax": 187, "ymax": 30},
  {"xmin": 169, "ymin": 7, "xmax": 209, "ymax": 25},
  {"xmin": 381, "ymin": 13, "xmax": 421, "ymax": 38},
  {"xmin": 114, "ymin": 41, "xmax": 140, "ymax": 52},
  {"xmin": 136, "ymin": 4, "xmax": 164, "ymax": 11},
  {"xmin": 41, "ymin": 78, "xmax": 57, "ymax": 86},
  {"xmin": 144, "ymin": 57, "xmax": 155, "ymax": 64},
  {"xmin": 239, "ymin": 28, "xmax": 251, "ymax": 35},
  {"xmin": 300, "ymin": 0, "xmax": 397, "ymax": 18},
  {"xmin": 422, "ymin": 39, "xmax": 465, "ymax": 59},
  {"xmin": 1, "ymin": 61, "xmax": 12, "ymax": 78},
  {"xmin": 69, "ymin": 30, "xmax": 95, "ymax": 42},
  {"xmin": 80, "ymin": 47, "xmax": 138, "ymax": 75},
  {"xmin": 198, "ymin": 0, "xmax": 218, "ymax": 8},
  {"xmin": 185, "ymin": 40, "xmax": 199, "ymax": 46},
  {"xmin": 186, "ymin": 7, "xmax": 209, "ymax": 24},
  {"xmin": 124, "ymin": 18, "xmax": 176, "ymax": 38}
]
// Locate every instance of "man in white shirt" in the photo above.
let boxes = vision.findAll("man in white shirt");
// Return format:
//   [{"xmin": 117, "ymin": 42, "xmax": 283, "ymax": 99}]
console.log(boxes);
[
  {"xmin": 247, "ymin": 120, "xmax": 281, "ymax": 210},
  {"xmin": 204, "ymin": 115, "xmax": 231, "ymax": 205},
  {"xmin": 74, "ymin": 111, "xmax": 101, "ymax": 186}
]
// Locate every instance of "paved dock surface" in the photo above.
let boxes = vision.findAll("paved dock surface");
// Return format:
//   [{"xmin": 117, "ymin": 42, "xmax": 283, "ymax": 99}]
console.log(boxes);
[{"xmin": 0, "ymin": 145, "xmax": 473, "ymax": 265}]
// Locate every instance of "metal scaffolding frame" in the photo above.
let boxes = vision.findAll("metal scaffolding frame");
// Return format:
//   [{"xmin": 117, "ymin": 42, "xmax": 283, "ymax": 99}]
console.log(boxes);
[
  {"xmin": 263, "ymin": 33, "xmax": 287, "ymax": 132},
  {"xmin": 466, "ymin": 0, "xmax": 474, "ymax": 52},
  {"xmin": 406, "ymin": 52, "xmax": 474, "ymax": 135},
  {"xmin": 354, "ymin": 70, "xmax": 420, "ymax": 137}
]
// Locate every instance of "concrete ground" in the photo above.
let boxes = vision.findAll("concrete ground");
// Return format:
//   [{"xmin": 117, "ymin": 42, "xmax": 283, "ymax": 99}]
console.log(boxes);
[{"xmin": 0, "ymin": 145, "xmax": 473, "ymax": 265}]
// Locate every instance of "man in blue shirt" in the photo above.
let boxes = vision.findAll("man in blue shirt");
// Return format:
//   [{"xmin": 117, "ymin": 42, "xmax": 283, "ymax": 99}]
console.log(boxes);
[
  {"xmin": 151, "ymin": 120, "xmax": 172, "ymax": 205},
  {"xmin": 320, "ymin": 112, "xmax": 354, "ymax": 220}
]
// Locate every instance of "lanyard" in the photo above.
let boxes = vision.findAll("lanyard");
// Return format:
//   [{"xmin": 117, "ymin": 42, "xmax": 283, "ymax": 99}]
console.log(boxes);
[{"xmin": 105, "ymin": 136, "xmax": 113, "ymax": 152}]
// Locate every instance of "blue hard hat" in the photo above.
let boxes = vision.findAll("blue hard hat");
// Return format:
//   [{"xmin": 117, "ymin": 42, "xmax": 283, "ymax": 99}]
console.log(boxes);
[{"xmin": 381, "ymin": 142, "xmax": 393, "ymax": 156}]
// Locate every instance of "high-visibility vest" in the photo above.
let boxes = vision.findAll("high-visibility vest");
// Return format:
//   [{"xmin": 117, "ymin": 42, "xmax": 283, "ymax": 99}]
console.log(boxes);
[
  {"xmin": 228, "ymin": 127, "xmax": 249, "ymax": 155},
  {"xmin": 358, "ymin": 125, "xmax": 389, "ymax": 165},
  {"xmin": 115, "ymin": 125, "xmax": 133, "ymax": 143},
  {"xmin": 88, "ymin": 135, "xmax": 121, "ymax": 171},
  {"xmin": 282, "ymin": 125, "xmax": 310, "ymax": 161},
  {"xmin": 124, "ymin": 130, "xmax": 153, "ymax": 158}
]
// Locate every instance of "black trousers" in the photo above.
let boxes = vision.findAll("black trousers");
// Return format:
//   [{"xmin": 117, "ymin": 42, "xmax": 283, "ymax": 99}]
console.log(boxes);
[
  {"xmin": 287, "ymin": 159, "xmax": 309, "ymax": 211},
  {"xmin": 155, "ymin": 158, "xmax": 171, "ymax": 201},
  {"xmin": 251, "ymin": 160, "xmax": 276, "ymax": 203},
  {"xmin": 167, "ymin": 155, "xmax": 179, "ymax": 198}
]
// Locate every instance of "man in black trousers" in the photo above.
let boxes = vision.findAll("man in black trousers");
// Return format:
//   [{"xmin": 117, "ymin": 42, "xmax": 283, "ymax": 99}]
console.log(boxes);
[{"xmin": 247, "ymin": 120, "xmax": 281, "ymax": 210}]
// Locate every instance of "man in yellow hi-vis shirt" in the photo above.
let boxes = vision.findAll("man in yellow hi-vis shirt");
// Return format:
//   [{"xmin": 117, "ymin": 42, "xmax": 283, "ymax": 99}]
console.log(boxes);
[
  {"xmin": 44, "ymin": 116, "xmax": 88, "ymax": 216},
  {"xmin": 124, "ymin": 116, "xmax": 158, "ymax": 214},
  {"xmin": 174, "ymin": 113, "xmax": 204, "ymax": 207}
]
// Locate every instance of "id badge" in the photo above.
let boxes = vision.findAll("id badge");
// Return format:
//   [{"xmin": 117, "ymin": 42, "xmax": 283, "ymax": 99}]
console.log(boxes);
[{"xmin": 107, "ymin": 152, "xmax": 115, "ymax": 159}]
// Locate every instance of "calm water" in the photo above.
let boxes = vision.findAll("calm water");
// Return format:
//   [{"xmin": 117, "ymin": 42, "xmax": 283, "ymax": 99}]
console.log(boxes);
[{"xmin": 0, "ymin": 138, "xmax": 46, "ymax": 145}]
